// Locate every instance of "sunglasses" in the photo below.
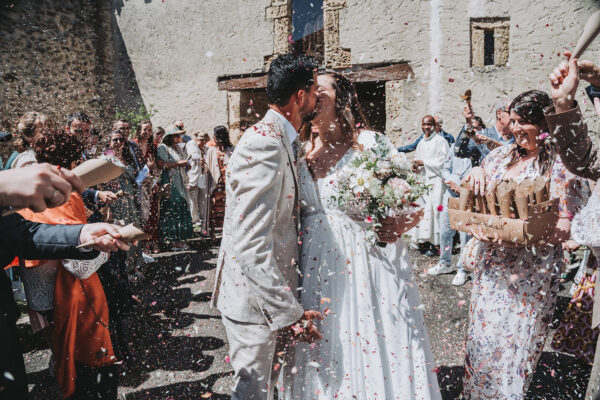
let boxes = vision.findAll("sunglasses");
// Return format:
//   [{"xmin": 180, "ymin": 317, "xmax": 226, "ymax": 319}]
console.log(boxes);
[{"xmin": 111, "ymin": 137, "xmax": 125, "ymax": 143}]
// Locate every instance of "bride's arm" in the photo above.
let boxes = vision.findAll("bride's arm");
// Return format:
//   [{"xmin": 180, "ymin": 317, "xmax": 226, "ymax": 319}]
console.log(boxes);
[{"xmin": 376, "ymin": 209, "xmax": 424, "ymax": 243}]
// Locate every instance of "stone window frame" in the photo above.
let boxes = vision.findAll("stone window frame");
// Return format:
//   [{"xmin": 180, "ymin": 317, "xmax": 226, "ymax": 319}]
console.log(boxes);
[
  {"xmin": 470, "ymin": 17, "xmax": 510, "ymax": 68},
  {"xmin": 264, "ymin": 0, "xmax": 350, "ymax": 69}
]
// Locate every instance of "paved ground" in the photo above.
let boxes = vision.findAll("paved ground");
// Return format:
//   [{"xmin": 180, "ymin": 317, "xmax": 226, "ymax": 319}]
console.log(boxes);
[{"xmin": 22, "ymin": 238, "xmax": 592, "ymax": 399}]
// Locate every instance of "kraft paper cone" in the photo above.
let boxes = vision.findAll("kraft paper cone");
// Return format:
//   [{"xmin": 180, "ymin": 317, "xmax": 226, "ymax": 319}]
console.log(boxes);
[
  {"xmin": 71, "ymin": 159, "xmax": 124, "ymax": 188},
  {"xmin": 533, "ymin": 177, "xmax": 549, "ymax": 204},
  {"xmin": 514, "ymin": 180, "xmax": 534, "ymax": 219},
  {"xmin": 76, "ymin": 223, "xmax": 151, "ymax": 248},
  {"xmin": 572, "ymin": 10, "xmax": 600, "ymax": 59},
  {"xmin": 459, "ymin": 187, "xmax": 474, "ymax": 211},
  {"xmin": 496, "ymin": 181, "xmax": 516, "ymax": 218},
  {"xmin": 485, "ymin": 188, "xmax": 498, "ymax": 216},
  {"xmin": 2, "ymin": 159, "xmax": 124, "ymax": 217}
]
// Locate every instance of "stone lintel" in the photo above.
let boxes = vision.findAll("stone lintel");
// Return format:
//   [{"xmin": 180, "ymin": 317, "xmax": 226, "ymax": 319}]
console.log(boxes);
[{"xmin": 265, "ymin": 4, "xmax": 290, "ymax": 20}]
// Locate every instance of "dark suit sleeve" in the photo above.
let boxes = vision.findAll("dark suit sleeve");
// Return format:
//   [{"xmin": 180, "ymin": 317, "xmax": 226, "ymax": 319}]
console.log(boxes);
[
  {"xmin": 0, "ymin": 214, "xmax": 99, "ymax": 261},
  {"xmin": 82, "ymin": 188, "xmax": 98, "ymax": 205}
]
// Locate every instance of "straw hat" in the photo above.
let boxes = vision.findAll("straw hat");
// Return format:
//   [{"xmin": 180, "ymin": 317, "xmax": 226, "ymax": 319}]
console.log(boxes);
[{"xmin": 194, "ymin": 132, "xmax": 210, "ymax": 140}]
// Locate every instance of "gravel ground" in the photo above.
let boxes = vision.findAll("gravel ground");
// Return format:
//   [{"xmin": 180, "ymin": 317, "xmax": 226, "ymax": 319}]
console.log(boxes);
[{"xmin": 22, "ymin": 239, "xmax": 591, "ymax": 399}]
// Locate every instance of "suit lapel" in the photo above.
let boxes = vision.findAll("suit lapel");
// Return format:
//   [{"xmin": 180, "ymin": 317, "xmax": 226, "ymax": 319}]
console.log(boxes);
[{"xmin": 262, "ymin": 110, "xmax": 299, "ymax": 182}]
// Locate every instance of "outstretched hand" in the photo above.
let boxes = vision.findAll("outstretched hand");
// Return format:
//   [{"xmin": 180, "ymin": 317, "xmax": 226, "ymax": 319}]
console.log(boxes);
[
  {"xmin": 79, "ymin": 223, "xmax": 131, "ymax": 252},
  {"xmin": 549, "ymin": 51, "xmax": 580, "ymax": 113}
]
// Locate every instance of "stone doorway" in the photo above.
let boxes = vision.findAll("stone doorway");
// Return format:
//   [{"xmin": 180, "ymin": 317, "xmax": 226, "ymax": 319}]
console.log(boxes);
[{"xmin": 355, "ymin": 81, "xmax": 386, "ymax": 133}]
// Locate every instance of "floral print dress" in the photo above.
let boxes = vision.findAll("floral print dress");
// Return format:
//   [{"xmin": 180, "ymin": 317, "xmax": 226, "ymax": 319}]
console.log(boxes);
[{"xmin": 463, "ymin": 146, "xmax": 590, "ymax": 399}]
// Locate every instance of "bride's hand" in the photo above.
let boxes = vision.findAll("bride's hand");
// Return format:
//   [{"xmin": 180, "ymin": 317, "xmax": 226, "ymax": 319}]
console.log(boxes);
[
  {"xmin": 395, "ymin": 209, "xmax": 424, "ymax": 235},
  {"xmin": 376, "ymin": 217, "xmax": 401, "ymax": 243},
  {"xmin": 462, "ymin": 166, "xmax": 487, "ymax": 196}
]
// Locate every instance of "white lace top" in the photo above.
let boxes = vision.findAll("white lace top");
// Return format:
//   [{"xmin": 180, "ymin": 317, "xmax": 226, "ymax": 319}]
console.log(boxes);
[{"xmin": 20, "ymin": 252, "xmax": 108, "ymax": 311}]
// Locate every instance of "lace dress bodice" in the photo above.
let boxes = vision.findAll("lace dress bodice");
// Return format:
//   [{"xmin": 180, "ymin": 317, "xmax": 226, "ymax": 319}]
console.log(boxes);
[{"xmin": 298, "ymin": 130, "xmax": 382, "ymax": 222}]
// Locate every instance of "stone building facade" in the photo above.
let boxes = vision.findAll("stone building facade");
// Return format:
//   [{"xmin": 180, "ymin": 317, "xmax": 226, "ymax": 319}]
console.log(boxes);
[
  {"xmin": 112, "ymin": 0, "xmax": 600, "ymax": 145},
  {"xmin": 2, "ymin": 1, "xmax": 600, "ymax": 147}
]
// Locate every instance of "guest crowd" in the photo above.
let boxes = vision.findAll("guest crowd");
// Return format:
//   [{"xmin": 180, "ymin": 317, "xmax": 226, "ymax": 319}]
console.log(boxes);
[
  {"xmin": 2, "ymin": 48, "xmax": 600, "ymax": 400},
  {"xmin": 0, "ymin": 114, "xmax": 235, "ymax": 399}
]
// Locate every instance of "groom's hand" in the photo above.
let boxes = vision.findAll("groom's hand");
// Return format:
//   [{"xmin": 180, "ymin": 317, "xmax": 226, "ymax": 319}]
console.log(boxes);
[{"xmin": 288, "ymin": 310, "xmax": 324, "ymax": 343}]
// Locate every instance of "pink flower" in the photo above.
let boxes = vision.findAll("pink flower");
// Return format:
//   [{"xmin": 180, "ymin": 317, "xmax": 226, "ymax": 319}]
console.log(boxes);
[
  {"xmin": 539, "ymin": 132, "xmax": 550, "ymax": 140},
  {"xmin": 388, "ymin": 177, "xmax": 411, "ymax": 193}
]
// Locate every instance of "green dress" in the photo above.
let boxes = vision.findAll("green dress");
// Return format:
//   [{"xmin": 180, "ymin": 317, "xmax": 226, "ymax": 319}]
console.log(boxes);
[{"xmin": 156, "ymin": 144, "xmax": 194, "ymax": 242}]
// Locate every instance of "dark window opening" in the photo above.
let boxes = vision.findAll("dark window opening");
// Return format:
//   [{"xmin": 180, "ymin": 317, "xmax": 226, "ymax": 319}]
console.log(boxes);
[
  {"xmin": 354, "ymin": 81, "xmax": 386, "ymax": 134},
  {"xmin": 292, "ymin": 0, "xmax": 324, "ymax": 63},
  {"xmin": 484, "ymin": 30, "xmax": 495, "ymax": 66}
]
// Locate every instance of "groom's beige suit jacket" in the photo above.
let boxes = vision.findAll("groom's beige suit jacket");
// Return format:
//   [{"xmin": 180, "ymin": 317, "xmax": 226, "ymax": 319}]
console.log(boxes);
[{"xmin": 211, "ymin": 109, "xmax": 304, "ymax": 331}]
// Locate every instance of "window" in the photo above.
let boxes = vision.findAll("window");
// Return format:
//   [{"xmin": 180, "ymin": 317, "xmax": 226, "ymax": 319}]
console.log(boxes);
[
  {"xmin": 470, "ymin": 18, "xmax": 510, "ymax": 68},
  {"xmin": 483, "ymin": 30, "xmax": 494, "ymax": 66},
  {"xmin": 292, "ymin": 0, "xmax": 324, "ymax": 63}
]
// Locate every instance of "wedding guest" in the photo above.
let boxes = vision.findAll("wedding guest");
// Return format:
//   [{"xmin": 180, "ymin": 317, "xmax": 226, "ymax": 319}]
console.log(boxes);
[
  {"xmin": 427, "ymin": 142, "xmax": 472, "ymax": 285},
  {"xmin": 0, "ymin": 163, "xmax": 127, "ymax": 399},
  {"xmin": 66, "ymin": 111, "xmax": 91, "ymax": 154},
  {"xmin": 153, "ymin": 126, "xmax": 165, "ymax": 145},
  {"xmin": 100, "ymin": 129, "xmax": 144, "ymax": 280},
  {"xmin": 206, "ymin": 125, "xmax": 234, "ymax": 239},
  {"xmin": 397, "ymin": 115, "xmax": 454, "ymax": 153},
  {"xmin": 195, "ymin": 132, "xmax": 211, "ymax": 235},
  {"xmin": 185, "ymin": 132, "xmax": 209, "ymax": 230},
  {"xmin": 546, "ymin": 53, "xmax": 600, "ymax": 400},
  {"xmin": 17, "ymin": 130, "xmax": 86, "ymax": 372},
  {"xmin": 461, "ymin": 90, "xmax": 590, "ymax": 398},
  {"xmin": 17, "ymin": 129, "xmax": 118, "ymax": 398},
  {"xmin": 156, "ymin": 128, "xmax": 193, "ymax": 250},
  {"xmin": 409, "ymin": 115, "xmax": 449, "ymax": 256},
  {"xmin": 11, "ymin": 112, "xmax": 55, "ymax": 169},
  {"xmin": 175, "ymin": 120, "xmax": 192, "ymax": 144},
  {"xmin": 455, "ymin": 100, "xmax": 513, "ymax": 165},
  {"xmin": 434, "ymin": 116, "xmax": 455, "ymax": 144},
  {"xmin": 67, "ymin": 111, "xmax": 116, "ymax": 209},
  {"xmin": 134, "ymin": 120, "xmax": 161, "ymax": 254}
]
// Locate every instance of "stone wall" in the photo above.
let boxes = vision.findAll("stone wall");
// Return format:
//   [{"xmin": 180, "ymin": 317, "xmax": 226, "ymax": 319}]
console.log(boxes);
[
  {"xmin": 339, "ymin": 0, "xmax": 600, "ymax": 145},
  {"xmin": 112, "ymin": 0, "xmax": 273, "ymax": 136},
  {"xmin": 0, "ymin": 0, "xmax": 115, "ymax": 134}
]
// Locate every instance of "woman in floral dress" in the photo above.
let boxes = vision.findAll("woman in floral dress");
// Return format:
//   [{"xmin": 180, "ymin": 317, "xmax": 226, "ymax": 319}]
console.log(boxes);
[{"xmin": 461, "ymin": 90, "xmax": 590, "ymax": 398}]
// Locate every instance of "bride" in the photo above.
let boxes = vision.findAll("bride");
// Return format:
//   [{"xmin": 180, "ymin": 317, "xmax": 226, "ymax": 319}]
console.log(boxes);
[{"xmin": 283, "ymin": 71, "xmax": 441, "ymax": 399}]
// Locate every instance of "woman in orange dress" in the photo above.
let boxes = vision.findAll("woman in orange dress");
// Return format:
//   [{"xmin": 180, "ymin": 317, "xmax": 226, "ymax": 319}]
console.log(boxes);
[{"xmin": 19, "ymin": 129, "xmax": 117, "ymax": 399}]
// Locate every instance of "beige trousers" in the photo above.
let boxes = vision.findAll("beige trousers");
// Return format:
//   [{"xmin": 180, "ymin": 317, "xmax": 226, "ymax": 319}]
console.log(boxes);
[{"xmin": 221, "ymin": 316, "xmax": 294, "ymax": 400}]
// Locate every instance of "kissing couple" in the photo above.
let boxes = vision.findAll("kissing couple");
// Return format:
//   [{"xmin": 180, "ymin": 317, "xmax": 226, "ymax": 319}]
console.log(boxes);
[{"xmin": 212, "ymin": 53, "xmax": 442, "ymax": 400}]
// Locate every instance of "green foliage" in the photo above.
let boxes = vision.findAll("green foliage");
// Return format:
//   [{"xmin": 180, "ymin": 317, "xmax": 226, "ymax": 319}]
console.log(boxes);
[{"xmin": 115, "ymin": 104, "xmax": 158, "ymax": 137}]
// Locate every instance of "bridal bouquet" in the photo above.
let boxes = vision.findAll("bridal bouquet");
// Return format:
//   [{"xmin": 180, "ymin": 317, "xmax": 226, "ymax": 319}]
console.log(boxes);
[{"xmin": 333, "ymin": 135, "xmax": 430, "ymax": 246}]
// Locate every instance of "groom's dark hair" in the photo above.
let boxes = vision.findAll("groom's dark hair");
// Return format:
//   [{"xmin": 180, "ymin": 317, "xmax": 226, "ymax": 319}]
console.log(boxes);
[{"xmin": 266, "ymin": 53, "xmax": 318, "ymax": 107}]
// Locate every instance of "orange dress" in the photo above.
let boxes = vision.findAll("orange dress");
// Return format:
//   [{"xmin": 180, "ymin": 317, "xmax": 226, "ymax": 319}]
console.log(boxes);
[{"xmin": 20, "ymin": 193, "xmax": 115, "ymax": 398}]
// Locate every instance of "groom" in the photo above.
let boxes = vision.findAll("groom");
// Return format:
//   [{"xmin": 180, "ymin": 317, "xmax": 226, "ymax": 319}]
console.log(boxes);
[{"xmin": 212, "ymin": 53, "xmax": 323, "ymax": 399}]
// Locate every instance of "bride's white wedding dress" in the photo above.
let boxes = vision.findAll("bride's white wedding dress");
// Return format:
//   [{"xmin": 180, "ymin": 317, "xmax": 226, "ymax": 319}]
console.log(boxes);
[{"xmin": 284, "ymin": 131, "xmax": 441, "ymax": 400}]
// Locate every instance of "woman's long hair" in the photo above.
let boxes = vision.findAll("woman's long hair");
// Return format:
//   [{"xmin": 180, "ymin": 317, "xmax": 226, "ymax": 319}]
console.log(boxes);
[
  {"xmin": 303, "ymin": 70, "xmax": 370, "ymax": 149},
  {"xmin": 504, "ymin": 90, "xmax": 556, "ymax": 176},
  {"xmin": 214, "ymin": 125, "xmax": 233, "ymax": 148}
]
